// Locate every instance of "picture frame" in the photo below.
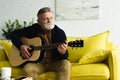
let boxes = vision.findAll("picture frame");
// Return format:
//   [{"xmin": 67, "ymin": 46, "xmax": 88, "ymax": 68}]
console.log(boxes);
[{"xmin": 55, "ymin": 0, "xmax": 99, "ymax": 20}]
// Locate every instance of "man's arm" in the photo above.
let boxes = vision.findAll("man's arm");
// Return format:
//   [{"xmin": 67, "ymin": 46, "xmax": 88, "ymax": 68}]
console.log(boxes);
[{"xmin": 10, "ymin": 24, "xmax": 38, "ymax": 50}]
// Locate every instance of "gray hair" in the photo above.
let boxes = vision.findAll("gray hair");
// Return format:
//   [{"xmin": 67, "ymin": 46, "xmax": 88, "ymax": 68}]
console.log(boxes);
[{"xmin": 37, "ymin": 7, "xmax": 52, "ymax": 18}]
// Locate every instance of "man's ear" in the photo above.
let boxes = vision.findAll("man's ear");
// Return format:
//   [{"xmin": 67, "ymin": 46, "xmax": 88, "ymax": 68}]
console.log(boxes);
[
  {"xmin": 37, "ymin": 19, "xmax": 41, "ymax": 25},
  {"xmin": 37, "ymin": 19, "xmax": 39, "ymax": 23}
]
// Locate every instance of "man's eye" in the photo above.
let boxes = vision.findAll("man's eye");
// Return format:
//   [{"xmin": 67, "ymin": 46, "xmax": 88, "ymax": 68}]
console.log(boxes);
[{"xmin": 43, "ymin": 18, "xmax": 46, "ymax": 20}]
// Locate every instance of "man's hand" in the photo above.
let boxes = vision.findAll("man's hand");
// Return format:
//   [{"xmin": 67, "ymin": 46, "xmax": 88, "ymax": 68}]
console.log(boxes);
[
  {"xmin": 20, "ymin": 45, "xmax": 32, "ymax": 59},
  {"xmin": 57, "ymin": 43, "xmax": 68, "ymax": 54}
]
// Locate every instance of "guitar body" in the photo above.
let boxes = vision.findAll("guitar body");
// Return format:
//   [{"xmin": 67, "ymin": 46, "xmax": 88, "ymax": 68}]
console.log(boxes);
[{"xmin": 9, "ymin": 37, "xmax": 41, "ymax": 67}]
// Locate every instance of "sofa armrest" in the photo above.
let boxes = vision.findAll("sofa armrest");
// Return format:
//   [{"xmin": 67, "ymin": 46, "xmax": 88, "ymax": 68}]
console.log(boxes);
[{"xmin": 108, "ymin": 47, "xmax": 120, "ymax": 80}]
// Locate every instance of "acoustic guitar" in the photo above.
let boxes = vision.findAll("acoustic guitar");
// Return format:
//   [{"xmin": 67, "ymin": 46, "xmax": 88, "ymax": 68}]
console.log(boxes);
[{"xmin": 9, "ymin": 37, "xmax": 83, "ymax": 67}]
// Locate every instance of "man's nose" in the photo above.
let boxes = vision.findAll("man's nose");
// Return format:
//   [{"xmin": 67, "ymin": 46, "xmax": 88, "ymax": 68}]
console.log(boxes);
[{"xmin": 48, "ymin": 19, "xmax": 50, "ymax": 23}]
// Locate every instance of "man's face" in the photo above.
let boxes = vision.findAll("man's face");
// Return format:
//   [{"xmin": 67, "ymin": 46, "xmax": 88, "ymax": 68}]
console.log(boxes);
[{"xmin": 37, "ymin": 12, "xmax": 54, "ymax": 30}]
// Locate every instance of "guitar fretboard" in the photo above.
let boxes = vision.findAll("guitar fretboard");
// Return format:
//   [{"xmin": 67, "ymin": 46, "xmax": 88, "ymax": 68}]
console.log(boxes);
[
  {"xmin": 33, "ymin": 43, "xmax": 61, "ymax": 50},
  {"xmin": 32, "ymin": 40, "xmax": 83, "ymax": 51}
]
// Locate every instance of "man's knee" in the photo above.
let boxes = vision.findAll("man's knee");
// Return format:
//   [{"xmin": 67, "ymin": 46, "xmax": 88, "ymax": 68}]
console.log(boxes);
[
  {"xmin": 61, "ymin": 60, "xmax": 71, "ymax": 72},
  {"xmin": 23, "ymin": 63, "xmax": 36, "ymax": 73},
  {"xmin": 23, "ymin": 63, "xmax": 45, "ymax": 74}
]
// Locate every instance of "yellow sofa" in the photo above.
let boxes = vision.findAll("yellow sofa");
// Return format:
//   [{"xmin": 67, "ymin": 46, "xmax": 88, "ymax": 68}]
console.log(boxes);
[{"xmin": 0, "ymin": 30, "xmax": 119, "ymax": 80}]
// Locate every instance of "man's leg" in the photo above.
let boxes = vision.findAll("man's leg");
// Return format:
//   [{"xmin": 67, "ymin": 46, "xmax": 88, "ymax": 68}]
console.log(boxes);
[
  {"xmin": 48, "ymin": 60, "xmax": 71, "ymax": 80},
  {"xmin": 23, "ymin": 62, "xmax": 46, "ymax": 80}
]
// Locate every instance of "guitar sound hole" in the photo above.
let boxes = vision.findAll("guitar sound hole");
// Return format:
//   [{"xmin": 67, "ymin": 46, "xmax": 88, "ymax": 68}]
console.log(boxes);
[{"xmin": 29, "ymin": 45, "xmax": 34, "ymax": 54}]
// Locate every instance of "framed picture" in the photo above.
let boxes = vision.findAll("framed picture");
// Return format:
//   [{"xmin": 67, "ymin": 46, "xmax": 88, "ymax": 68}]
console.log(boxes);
[{"xmin": 55, "ymin": 0, "xmax": 99, "ymax": 20}]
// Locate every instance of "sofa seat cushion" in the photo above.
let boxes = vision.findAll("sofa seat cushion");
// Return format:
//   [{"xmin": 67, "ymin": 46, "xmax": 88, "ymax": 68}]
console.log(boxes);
[
  {"xmin": 11, "ymin": 67, "xmax": 24, "ymax": 78},
  {"xmin": 70, "ymin": 63, "xmax": 110, "ymax": 80},
  {"xmin": 0, "ymin": 61, "xmax": 11, "ymax": 69}
]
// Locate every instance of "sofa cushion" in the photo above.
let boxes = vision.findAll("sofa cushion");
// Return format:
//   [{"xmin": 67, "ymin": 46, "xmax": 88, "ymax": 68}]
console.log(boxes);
[
  {"xmin": 67, "ymin": 30, "xmax": 110, "ymax": 62},
  {"xmin": 11, "ymin": 67, "xmax": 24, "ymax": 78},
  {"xmin": 70, "ymin": 63, "xmax": 110, "ymax": 79},
  {"xmin": 0, "ymin": 61, "xmax": 11, "ymax": 69},
  {"xmin": 78, "ymin": 50, "xmax": 111, "ymax": 64},
  {"xmin": 0, "ymin": 40, "xmax": 12, "ymax": 60}
]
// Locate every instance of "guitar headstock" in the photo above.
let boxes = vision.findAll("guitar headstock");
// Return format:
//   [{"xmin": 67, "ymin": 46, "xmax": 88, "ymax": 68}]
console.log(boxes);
[{"xmin": 68, "ymin": 40, "xmax": 84, "ymax": 47}]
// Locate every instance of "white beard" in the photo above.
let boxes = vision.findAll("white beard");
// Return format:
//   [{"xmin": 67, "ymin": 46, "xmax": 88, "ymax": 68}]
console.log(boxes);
[{"xmin": 42, "ymin": 24, "xmax": 54, "ymax": 30}]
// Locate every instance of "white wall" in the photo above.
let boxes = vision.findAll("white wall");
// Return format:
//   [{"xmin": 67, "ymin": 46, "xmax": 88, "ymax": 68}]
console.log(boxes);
[{"xmin": 0, "ymin": 0, "xmax": 120, "ymax": 46}]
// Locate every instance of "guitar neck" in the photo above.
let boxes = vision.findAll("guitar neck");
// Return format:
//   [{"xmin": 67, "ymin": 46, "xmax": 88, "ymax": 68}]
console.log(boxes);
[
  {"xmin": 33, "ymin": 43, "xmax": 61, "ymax": 50},
  {"xmin": 31, "ymin": 40, "xmax": 83, "ymax": 51}
]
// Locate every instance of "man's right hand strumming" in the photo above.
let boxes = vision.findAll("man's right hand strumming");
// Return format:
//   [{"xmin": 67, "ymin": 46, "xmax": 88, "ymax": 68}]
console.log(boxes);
[{"xmin": 20, "ymin": 45, "xmax": 32, "ymax": 59}]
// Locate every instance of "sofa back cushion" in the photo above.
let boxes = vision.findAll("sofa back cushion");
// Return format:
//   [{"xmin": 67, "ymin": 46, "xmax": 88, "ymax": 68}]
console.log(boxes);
[
  {"xmin": 67, "ymin": 30, "xmax": 110, "ymax": 62},
  {"xmin": 78, "ymin": 49, "xmax": 111, "ymax": 64}
]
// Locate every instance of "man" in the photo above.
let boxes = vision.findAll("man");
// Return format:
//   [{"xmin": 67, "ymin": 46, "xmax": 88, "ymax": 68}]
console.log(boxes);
[{"xmin": 10, "ymin": 7, "xmax": 71, "ymax": 80}]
